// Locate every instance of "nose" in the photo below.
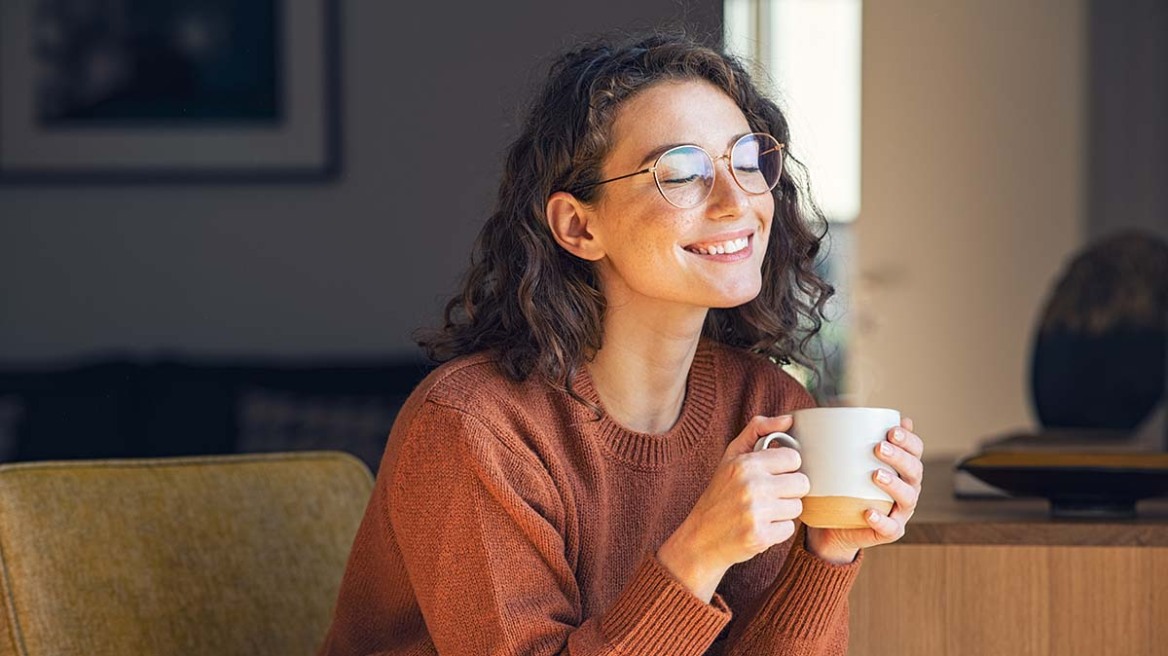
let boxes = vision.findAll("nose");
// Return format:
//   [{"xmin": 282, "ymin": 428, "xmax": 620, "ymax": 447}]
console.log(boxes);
[{"xmin": 704, "ymin": 157, "xmax": 751, "ymax": 220}]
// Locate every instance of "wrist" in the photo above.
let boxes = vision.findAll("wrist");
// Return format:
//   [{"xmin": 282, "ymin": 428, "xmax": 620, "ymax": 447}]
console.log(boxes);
[
  {"xmin": 657, "ymin": 526, "xmax": 728, "ymax": 604},
  {"xmin": 804, "ymin": 527, "xmax": 859, "ymax": 565}
]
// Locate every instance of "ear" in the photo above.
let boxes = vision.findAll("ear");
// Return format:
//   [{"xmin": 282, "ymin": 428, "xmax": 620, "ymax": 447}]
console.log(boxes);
[{"xmin": 545, "ymin": 191, "xmax": 605, "ymax": 261}]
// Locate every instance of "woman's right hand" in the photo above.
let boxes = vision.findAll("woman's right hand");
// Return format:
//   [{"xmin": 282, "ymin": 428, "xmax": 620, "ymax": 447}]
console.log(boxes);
[{"xmin": 656, "ymin": 415, "xmax": 809, "ymax": 603}]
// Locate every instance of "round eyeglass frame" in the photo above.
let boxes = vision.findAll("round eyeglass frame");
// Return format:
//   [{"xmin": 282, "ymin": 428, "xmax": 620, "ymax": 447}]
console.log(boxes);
[{"xmin": 575, "ymin": 132, "xmax": 785, "ymax": 209}]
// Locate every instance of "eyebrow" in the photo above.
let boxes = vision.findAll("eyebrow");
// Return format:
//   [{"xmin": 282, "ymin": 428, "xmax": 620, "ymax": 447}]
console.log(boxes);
[
  {"xmin": 634, "ymin": 133, "xmax": 752, "ymax": 168},
  {"xmin": 635, "ymin": 142, "xmax": 687, "ymax": 169}
]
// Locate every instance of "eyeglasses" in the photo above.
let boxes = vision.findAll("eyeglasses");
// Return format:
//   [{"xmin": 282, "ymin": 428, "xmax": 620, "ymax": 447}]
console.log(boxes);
[{"xmin": 576, "ymin": 132, "xmax": 785, "ymax": 209}]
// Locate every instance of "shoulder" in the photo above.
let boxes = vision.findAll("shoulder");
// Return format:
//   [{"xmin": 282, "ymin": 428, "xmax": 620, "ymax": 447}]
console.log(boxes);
[
  {"xmin": 706, "ymin": 340, "xmax": 818, "ymax": 412},
  {"xmin": 413, "ymin": 351, "xmax": 516, "ymax": 405},
  {"xmin": 408, "ymin": 351, "xmax": 551, "ymax": 419},
  {"xmin": 382, "ymin": 352, "xmax": 564, "ymax": 519},
  {"xmin": 386, "ymin": 351, "xmax": 558, "ymax": 467}
]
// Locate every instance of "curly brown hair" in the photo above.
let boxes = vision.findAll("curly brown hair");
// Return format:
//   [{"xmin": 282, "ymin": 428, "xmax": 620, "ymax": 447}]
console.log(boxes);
[{"xmin": 417, "ymin": 31, "xmax": 835, "ymax": 398}]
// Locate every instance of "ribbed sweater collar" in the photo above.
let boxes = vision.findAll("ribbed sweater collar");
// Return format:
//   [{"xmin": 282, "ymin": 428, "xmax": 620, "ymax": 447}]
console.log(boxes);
[{"xmin": 573, "ymin": 339, "xmax": 719, "ymax": 470}]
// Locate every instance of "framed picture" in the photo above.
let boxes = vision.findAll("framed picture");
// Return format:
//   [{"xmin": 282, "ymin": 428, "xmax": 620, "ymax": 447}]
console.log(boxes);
[{"xmin": 0, "ymin": 0, "xmax": 340, "ymax": 183}]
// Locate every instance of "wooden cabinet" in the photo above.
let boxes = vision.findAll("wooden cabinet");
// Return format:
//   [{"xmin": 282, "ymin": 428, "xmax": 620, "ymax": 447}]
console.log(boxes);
[{"xmin": 848, "ymin": 461, "xmax": 1168, "ymax": 656}]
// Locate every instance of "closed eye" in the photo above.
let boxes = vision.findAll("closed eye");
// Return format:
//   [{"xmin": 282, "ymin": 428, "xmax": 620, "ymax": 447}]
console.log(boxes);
[{"xmin": 661, "ymin": 173, "xmax": 704, "ymax": 185}]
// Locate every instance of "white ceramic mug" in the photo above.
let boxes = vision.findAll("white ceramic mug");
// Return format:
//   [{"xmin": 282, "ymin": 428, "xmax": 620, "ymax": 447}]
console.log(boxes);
[{"xmin": 753, "ymin": 407, "xmax": 900, "ymax": 529}]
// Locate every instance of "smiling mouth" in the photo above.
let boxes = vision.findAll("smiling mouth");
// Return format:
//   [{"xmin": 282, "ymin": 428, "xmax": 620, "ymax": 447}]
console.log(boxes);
[{"xmin": 683, "ymin": 235, "xmax": 751, "ymax": 255}]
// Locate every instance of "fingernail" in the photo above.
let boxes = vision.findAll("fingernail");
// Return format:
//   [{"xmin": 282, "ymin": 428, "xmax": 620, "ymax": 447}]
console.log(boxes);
[
  {"xmin": 867, "ymin": 510, "xmax": 881, "ymax": 522},
  {"xmin": 876, "ymin": 469, "xmax": 893, "ymax": 484},
  {"xmin": 892, "ymin": 429, "xmax": 905, "ymax": 443},
  {"xmin": 880, "ymin": 442, "xmax": 894, "ymax": 456}
]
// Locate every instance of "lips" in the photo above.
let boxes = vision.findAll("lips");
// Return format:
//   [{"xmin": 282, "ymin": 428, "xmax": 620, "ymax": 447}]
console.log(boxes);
[
  {"xmin": 683, "ymin": 229, "xmax": 756, "ymax": 255},
  {"xmin": 685, "ymin": 236, "xmax": 749, "ymax": 255}
]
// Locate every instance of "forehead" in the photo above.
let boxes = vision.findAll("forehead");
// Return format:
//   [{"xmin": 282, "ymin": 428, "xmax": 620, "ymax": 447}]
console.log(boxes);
[{"xmin": 607, "ymin": 79, "xmax": 753, "ymax": 164}]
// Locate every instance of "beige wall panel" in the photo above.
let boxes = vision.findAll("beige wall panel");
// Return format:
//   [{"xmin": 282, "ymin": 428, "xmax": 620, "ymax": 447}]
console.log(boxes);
[{"xmin": 850, "ymin": 0, "xmax": 1086, "ymax": 457}]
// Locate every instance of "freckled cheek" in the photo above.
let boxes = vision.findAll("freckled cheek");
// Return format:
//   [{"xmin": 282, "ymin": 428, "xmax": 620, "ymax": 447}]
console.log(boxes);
[
  {"xmin": 754, "ymin": 230, "xmax": 771, "ymax": 260},
  {"xmin": 754, "ymin": 204, "xmax": 775, "ymax": 254},
  {"xmin": 635, "ymin": 214, "xmax": 689, "ymax": 254},
  {"xmin": 627, "ymin": 233, "xmax": 678, "ymax": 266},
  {"xmin": 752, "ymin": 198, "xmax": 770, "ymax": 228}
]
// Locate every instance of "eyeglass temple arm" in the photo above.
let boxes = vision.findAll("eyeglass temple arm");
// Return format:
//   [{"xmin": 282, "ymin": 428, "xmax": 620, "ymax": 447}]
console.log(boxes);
[{"xmin": 576, "ymin": 167, "xmax": 654, "ymax": 191}]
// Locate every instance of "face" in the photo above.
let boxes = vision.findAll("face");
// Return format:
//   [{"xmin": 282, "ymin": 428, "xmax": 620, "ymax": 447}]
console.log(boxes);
[{"xmin": 585, "ymin": 79, "xmax": 775, "ymax": 316}]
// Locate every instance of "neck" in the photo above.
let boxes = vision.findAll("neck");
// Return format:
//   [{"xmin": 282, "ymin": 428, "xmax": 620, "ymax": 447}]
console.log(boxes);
[{"xmin": 586, "ymin": 300, "xmax": 708, "ymax": 434}]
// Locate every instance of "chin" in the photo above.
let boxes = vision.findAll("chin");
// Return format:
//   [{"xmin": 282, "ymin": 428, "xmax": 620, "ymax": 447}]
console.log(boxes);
[{"xmin": 706, "ymin": 284, "xmax": 763, "ymax": 309}]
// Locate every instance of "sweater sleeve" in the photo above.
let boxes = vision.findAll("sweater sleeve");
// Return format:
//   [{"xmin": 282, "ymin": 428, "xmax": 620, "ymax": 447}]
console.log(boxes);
[
  {"xmin": 706, "ymin": 369, "xmax": 861, "ymax": 655},
  {"xmin": 387, "ymin": 400, "xmax": 731, "ymax": 656},
  {"xmin": 714, "ymin": 525, "xmax": 861, "ymax": 656},
  {"xmin": 682, "ymin": 361, "xmax": 859, "ymax": 653}
]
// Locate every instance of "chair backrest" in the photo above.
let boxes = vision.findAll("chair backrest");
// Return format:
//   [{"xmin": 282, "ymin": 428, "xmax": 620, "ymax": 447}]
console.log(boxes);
[{"xmin": 0, "ymin": 451, "xmax": 373, "ymax": 656}]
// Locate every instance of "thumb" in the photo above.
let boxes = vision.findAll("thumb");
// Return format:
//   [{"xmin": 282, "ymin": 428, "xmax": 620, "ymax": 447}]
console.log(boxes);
[{"xmin": 724, "ymin": 414, "xmax": 795, "ymax": 460}]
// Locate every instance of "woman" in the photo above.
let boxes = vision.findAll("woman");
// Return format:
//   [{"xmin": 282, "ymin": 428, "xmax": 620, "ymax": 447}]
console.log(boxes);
[{"xmin": 320, "ymin": 32, "xmax": 924, "ymax": 656}]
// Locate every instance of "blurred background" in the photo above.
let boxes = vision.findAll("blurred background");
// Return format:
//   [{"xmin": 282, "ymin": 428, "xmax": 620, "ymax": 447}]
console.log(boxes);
[{"xmin": 0, "ymin": 0, "xmax": 1164, "ymax": 470}]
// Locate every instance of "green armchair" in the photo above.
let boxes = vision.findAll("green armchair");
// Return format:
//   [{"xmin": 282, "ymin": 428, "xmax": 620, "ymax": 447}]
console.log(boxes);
[{"xmin": 0, "ymin": 451, "xmax": 373, "ymax": 655}]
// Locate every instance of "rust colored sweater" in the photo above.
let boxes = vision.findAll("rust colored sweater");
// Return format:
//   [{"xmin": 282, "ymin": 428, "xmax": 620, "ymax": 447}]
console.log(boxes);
[{"xmin": 319, "ymin": 339, "xmax": 862, "ymax": 655}]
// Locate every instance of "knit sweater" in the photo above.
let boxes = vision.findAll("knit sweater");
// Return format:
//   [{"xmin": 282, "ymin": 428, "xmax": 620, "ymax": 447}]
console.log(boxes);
[{"xmin": 318, "ymin": 338, "xmax": 862, "ymax": 656}]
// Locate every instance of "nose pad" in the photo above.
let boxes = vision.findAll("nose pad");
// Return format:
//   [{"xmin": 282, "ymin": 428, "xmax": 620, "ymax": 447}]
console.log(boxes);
[{"xmin": 706, "ymin": 156, "xmax": 750, "ymax": 216}]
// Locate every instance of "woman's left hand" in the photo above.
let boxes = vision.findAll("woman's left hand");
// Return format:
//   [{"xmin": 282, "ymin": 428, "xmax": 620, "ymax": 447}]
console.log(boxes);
[{"xmin": 804, "ymin": 417, "xmax": 925, "ymax": 564}]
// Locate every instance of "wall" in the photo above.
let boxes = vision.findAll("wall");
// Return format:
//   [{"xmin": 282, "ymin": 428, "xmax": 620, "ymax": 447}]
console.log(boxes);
[
  {"xmin": 1088, "ymin": 0, "xmax": 1168, "ymax": 241},
  {"xmin": 3, "ymin": 2, "xmax": 1153, "ymax": 463},
  {"xmin": 0, "ymin": 2, "xmax": 720, "ymax": 363},
  {"xmin": 850, "ymin": 0, "xmax": 1086, "ymax": 457}
]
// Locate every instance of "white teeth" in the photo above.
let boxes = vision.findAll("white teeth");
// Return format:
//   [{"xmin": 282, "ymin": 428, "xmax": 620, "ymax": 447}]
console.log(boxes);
[{"xmin": 688, "ymin": 236, "xmax": 749, "ymax": 255}]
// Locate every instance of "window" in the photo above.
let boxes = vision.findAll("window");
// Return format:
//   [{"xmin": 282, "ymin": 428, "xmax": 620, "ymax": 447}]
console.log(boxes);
[{"xmin": 725, "ymin": 0, "xmax": 862, "ymax": 402}]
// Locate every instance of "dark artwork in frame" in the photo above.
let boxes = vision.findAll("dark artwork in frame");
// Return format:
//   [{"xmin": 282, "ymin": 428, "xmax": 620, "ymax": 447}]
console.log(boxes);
[
  {"xmin": 35, "ymin": 0, "xmax": 281, "ymax": 126},
  {"xmin": 0, "ymin": 0, "xmax": 340, "ymax": 182}
]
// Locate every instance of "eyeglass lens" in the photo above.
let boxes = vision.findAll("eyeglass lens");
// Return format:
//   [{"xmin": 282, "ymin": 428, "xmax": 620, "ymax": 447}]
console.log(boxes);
[{"xmin": 654, "ymin": 134, "xmax": 783, "ymax": 208}]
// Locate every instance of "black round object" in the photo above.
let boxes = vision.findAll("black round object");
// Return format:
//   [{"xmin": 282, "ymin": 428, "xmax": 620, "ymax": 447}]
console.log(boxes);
[
  {"xmin": 1030, "ymin": 231, "xmax": 1168, "ymax": 431},
  {"xmin": 1033, "ymin": 329, "xmax": 1165, "ymax": 430}
]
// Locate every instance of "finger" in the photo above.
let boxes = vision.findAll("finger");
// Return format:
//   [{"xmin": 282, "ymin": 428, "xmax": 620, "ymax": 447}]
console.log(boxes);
[
  {"xmin": 751, "ymin": 447, "xmax": 803, "ymax": 475},
  {"xmin": 766, "ymin": 498, "xmax": 804, "ymax": 522},
  {"xmin": 750, "ymin": 414, "xmax": 794, "ymax": 438},
  {"xmin": 770, "ymin": 471, "xmax": 811, "ymax": 498},
  {"xmin": 901, "ymin": 416, "xmax": 915, "ymax": 432},
  {"xmin": 762, "ymin": 519, "xmax": 797, "ymax": 546},
  {"xmin": 864, "ymin": 507, "xmax": 905, "ymax": 542},
  {"xmin": 875, "ymin": 441, "xmax": 924, "ymax": 487},
  {"xmin": 888, "ymin": 426, "xmax": 925, "ymax": 460},
  {"xmin": 873, "ymin": 468, "xmax": 919, "ymax": 516},
  {"xmin": 727, "ymin": 415, "xmax": 795, "ymax": 458}
]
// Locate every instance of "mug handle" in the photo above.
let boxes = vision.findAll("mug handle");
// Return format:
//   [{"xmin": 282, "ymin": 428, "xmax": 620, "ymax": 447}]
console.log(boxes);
[{"xmin": 754, "ymin": 431, "xmax": 800, "ymax": 452}]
